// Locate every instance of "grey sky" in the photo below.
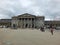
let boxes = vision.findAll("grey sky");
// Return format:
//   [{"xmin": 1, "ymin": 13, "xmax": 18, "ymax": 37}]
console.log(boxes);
[{"xmin": 0, "ymin": 0, "xmax": 60, "ymax": 20}]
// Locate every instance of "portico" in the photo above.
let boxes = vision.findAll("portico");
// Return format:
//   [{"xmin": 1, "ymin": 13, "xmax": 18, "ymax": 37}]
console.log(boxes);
[
  {"xmin": 11, "ymin": 13, "xmax": 44, "ymax": 28},
  {"xmin": 18, "ymin": 16, "xmax": 35, "ymax": 28}
]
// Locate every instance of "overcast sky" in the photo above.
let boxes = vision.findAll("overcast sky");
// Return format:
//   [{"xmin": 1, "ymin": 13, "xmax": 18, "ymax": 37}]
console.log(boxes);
[{"xmin": 0, "ymin": 0, "xmax": 60, "ymax": 20}]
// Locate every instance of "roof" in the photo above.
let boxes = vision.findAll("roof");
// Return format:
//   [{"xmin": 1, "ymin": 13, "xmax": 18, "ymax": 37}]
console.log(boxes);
[
  {"xmin": 36, "ymin": 16, "xmax": 45, "ymax": 19},
  {"xmin": 12, "ymin": 13, "xmax": 45, "ymax": 19},
  {"xmin": 36, "ymin": 16, "xmax": 44, "ymax": 17},
  {"xmin": 45, "ymin": 21, "xmax": 60, "ymax": 24},
  {"xmin": 17, "ymin": 13, "xmax": 36, "ymax": 17},
  {"xmin": 0, "ymin": 19, "xmax": 11, "ymax": 23}
]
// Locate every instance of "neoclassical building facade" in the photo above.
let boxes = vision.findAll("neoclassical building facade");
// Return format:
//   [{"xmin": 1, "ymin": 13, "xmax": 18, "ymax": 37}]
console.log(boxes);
[
  {"xmin": 0, "ymin": 13, "xmax": 60, "ymax": 29},
  {"xmin": 11, "ymin": 13, "xmax": 45, "ymax": 28}
]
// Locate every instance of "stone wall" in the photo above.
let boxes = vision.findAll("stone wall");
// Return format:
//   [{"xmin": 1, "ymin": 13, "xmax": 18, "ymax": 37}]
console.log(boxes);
[{"xmin": 35, "ymin": 17, "xmax": 44, "ymax": 28}]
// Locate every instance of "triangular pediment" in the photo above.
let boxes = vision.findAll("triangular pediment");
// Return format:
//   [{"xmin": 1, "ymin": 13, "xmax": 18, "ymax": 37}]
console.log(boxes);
[{"xmin": 17, "ymin": 13, "xmax": 36, "ymax": 18}]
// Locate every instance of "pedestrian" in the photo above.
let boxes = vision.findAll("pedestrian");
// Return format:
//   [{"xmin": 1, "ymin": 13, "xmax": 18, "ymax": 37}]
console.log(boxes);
[
  {"xmin": 50, "ymin": 28, "xmax": 54, "ymax": 35},
  {"xmin": 40, "ymin": 27, "xmax": 45, "ymax": 32}
]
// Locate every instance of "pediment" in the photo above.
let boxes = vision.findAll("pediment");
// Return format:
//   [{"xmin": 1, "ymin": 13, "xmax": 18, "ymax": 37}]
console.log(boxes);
[{"xmin": 17, "ymin": 13, "xmax": 36, "ymax": 18}]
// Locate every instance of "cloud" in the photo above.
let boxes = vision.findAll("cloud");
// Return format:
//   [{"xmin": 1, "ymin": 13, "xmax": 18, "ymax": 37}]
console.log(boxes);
[
  {"xmin": 0, "ymin": 0, "xmax": 60, "ymax": 20},
  {"xmin": 28, "ymin": 6, "xmax": 44, "ymax": 15},
  {"xmin": 19, "ymin": 0, "xmax": 35, "ymax": 8}
]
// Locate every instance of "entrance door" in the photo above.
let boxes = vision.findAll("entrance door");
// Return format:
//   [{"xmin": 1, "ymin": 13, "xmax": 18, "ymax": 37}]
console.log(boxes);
[
  {"xmin": 13, "ymin": 24, "xmax": 17, "ymax": 29},
  {"xmin": 32, "ymin": 24, "xmax": 34, "ymax": 28},
  {"xmin": 25, "ymin": 24, "xmax": 28, "ymax": 28}
]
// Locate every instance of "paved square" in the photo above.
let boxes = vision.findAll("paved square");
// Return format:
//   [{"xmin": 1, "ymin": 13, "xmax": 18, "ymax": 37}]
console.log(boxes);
[{"xmin": 0, "ymin": 28, "xmax": 60, "ymax": 45}]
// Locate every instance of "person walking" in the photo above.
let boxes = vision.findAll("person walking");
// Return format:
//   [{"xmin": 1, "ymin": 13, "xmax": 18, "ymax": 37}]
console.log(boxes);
[
  {"xmin": 49, "ymin": 24, "xmax": 54, "ymax": 35},
  {"xmin": 50, "ymin": 28, "xmax": 54, "ymax": 35},
  {"xmin": 40, "ymin": 27, "xmax": 45, "ymax": 32}
]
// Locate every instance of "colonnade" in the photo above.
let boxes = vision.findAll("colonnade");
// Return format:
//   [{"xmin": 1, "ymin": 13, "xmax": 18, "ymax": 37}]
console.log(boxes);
[{"xmin": 18, "ymin": 18, "xmax": 35, "ymax": 28}]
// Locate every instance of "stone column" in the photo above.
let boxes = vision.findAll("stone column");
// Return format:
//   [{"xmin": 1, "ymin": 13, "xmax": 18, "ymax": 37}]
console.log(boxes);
[
  {"xmin": 34, "ymin": 18, "xmax": 35, "ymax": 28},
  {"xmin": 17, "ymin": 18, "xmax": 18, "ymax": 28},
  {"xmin": 21, "ymin": 18, "xmax": 22, "ymax": 28},
  {"xmin": 28, "ymin": 18, "xmax": 29, "ymax": 28},
  {"xmin": 27, "ymin": 18, "xmax": 28, "ymax": 28},
  {"xmin": 31, "ymin": 18, "xmax": 32, "ymax": 28},
  {"xmin": 24, "ymin": 18, "xmax": 25, "ymax": 28}
]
